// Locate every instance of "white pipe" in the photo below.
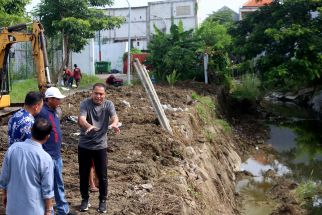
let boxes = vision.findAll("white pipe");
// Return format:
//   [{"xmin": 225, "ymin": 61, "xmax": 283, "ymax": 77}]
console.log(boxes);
[{"xmin": 126, "ymin": 0, "xmax": 131, "ymax": 84}]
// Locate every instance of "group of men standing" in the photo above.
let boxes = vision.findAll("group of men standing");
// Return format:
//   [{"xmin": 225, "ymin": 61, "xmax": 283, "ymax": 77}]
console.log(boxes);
[{"xmin": 0, "ymin": 83, "xmax": 120, "ymax": 215}]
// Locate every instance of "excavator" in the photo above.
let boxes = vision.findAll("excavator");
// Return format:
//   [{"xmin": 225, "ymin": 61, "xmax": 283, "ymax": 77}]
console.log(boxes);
[{"xmin": 0, "ymin": 21, "xmax": 52, "ymax": 123}]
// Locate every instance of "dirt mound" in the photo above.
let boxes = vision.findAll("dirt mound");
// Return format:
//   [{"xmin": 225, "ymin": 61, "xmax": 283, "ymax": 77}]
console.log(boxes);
[
  {"xmin": 60, "ymin": 84, "xmax": 243, "ymax": 214},
  {"xmin": 0, "ymin": 84, "xmax": 242, "ymax": 215}
]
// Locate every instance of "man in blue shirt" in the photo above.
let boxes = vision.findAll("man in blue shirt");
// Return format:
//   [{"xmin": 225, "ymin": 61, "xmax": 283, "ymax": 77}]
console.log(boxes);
[
  {"xmin": 8, "ymin": 91, "xmax": 43, "ymax": 146},
  {"xmin": 37, "ymin": 87, "xmax": 74, "ymax": 215},
  {"xmin": 0, "ymin": 118, "xmax": 54, "ymax": 215}
]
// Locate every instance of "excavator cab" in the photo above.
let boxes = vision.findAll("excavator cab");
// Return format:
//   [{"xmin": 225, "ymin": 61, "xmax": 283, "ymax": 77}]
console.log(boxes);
[{"xmin": 0, "ymin": 21, "xmax": 52, "ymax": 109}]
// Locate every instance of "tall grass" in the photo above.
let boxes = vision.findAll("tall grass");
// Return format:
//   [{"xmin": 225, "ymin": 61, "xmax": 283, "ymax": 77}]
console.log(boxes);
[{"xmin": 230, "ymin": 74, "xmax": 261, "ymax": 101}]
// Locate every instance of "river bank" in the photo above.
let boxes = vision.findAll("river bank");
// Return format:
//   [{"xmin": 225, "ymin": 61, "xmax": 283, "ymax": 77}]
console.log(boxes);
[{"xmin": 0, "ymin": 82, "xmax": 313, "ymax": 214}]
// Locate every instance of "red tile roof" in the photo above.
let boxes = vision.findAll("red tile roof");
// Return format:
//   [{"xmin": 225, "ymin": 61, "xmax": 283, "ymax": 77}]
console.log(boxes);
[{"xmin": 242, "ymin": 0, "xmax": 272, "ymax": 7}]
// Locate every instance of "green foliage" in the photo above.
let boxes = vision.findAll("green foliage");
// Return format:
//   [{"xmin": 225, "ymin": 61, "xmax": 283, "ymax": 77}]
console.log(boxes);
[
  {"xmin": 191, "ymin": 92, "xmax": 199, "ymax": 100},
  {"xmin": 147, "ymin": 21, "xmax": 202, "ymax": 81},
  {"xmin": 196, "ymin": 12, "xmax": 232, "ymax": 84},
  {"xmin": 205, "ymin": 130, "xmax": 215, "ymax": 142},
  {"xmin": 192, "ymin": 93, "xmax": 216, "ymax": 124},
  {"xmin": 231, "ymin": 0, "xmax": 322, "ymax": 90},
  {"xmin": 214, "ymin": 119, "xmax": 232, "ymax": 134},
  {"xmin": 230, "ymin": 74, "xmax": 261, "ymax": 101},
  {"xmin": 0, "ymin": 0, "xmax": 30, "ymax": 26},
  {"xmin": 203, "ymin": 7, "xmax": 237, "ymax": 27},
  {"xmin": 223, "ymin": 74, "xmax": 234, "ymax": 90},
  {"xmin": 35, "ymin": 0, "xmax": 124, "ymax": 66},
  {"xmin": 166, "ymin": 70, "xmax": 180, "ymax": 87},
  {"xmin": 294, "ymin": 179, "xmax": 322, "ymax": 205}
]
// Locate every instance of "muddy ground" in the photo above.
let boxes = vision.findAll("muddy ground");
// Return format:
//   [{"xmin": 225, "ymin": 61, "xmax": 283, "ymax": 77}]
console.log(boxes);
[{"xmin": 0, "ymin": 82, "xmax": 304, "ymax": 214}]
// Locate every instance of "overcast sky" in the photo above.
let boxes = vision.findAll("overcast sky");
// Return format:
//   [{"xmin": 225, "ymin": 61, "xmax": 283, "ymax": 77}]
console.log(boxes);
[{"xmin": 26, "ymin": 0, "xmax": 246, "ymax": 21}]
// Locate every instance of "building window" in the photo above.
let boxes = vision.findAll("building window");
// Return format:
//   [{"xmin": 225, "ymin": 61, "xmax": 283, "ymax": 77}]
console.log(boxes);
[
  {"xmin": 137, "ymin": 41, "xmax": 140, "ymax": 46},
  {"xmin": 175, "ymin": 5, "xmax": 191, "ymax": 16}
]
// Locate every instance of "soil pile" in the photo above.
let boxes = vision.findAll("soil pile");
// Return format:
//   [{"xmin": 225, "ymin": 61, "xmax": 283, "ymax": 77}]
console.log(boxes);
[{"xmin": 0, "ymin": 84, "xmax": 242, "ymax": 214}]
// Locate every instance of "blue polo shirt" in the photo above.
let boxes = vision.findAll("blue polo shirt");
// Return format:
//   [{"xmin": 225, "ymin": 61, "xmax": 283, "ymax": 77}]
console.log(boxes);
[{"xmin": 37, "ymin": 104, "xmax": 62, "ymax": 159}]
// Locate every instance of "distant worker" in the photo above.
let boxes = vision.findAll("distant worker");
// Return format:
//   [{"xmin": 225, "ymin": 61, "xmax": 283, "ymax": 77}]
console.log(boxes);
[
  {"xmin": 73, "ymin": 64, "xmax": 82, "ymax": 88},
  {"xmin": 0, "ymin": 118, "xmax": 54, "ymax": 215},
  {"xmin": 8, "ymin": 91, "xmax": 43, "ymax": 146},
  {"xmin": 37, "ymin": 87, "xmax": 75, "ymax": 215},
  {"xmin": 66, "ymin": 66, "xmax": 74, "ymax": 88},
  {"xmin": 78, "ymin": 83, "xmax": 120, "ymax": 213},
  {"xmin": 63, "ymin": 66, "xmax": 73, "ymax": 87}
]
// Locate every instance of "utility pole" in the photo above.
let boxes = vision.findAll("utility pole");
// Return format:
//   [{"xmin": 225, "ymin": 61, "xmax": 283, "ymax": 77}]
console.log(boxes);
[
  {"xmin": 126, "ymin": 0, "xmax": 131, "ymax": 84},
  {"xmin": 98, "ymin": 30, "xmax": 101, "ymax": 61}
]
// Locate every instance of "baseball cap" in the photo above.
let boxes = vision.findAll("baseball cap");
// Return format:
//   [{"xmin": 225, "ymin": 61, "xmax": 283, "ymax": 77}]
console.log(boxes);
[{"xmin": 45, "ymin": 87, "xmax": 66, "ymax": 99}]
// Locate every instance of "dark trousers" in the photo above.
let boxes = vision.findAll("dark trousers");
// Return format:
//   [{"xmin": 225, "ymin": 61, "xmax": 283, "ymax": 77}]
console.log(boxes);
[{"xmin": 78, "ymin": 146, "xmax": 108, "ymax": 201}]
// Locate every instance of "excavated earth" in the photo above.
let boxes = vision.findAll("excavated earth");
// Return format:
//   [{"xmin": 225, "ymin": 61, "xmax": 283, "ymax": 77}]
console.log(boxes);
[{"xmin": 0, "ymin": 82, "xmax": 304, "ymax": 214}]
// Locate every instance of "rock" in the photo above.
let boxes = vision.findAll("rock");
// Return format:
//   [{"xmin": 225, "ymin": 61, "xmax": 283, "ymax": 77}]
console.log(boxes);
[
  {"xmin": 310, "ymin": 89, "xmax": 322, "ymax": 114},
  {"xmin": 141, "ymin": 183, "xmax": 153, "ymax": 191},
  {"xmin": 184, "ymin": 147, "xmax": 196, "ymax": 159},
  {"xmin": 121, "ymin": 100, "xmax": 131, "ymax": 108}
]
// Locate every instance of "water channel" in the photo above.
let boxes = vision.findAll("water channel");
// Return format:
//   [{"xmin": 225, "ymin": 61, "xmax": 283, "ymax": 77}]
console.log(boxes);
[{"xmin": 236, "ymin": 100, "xmax": 322, "ymax": 215}]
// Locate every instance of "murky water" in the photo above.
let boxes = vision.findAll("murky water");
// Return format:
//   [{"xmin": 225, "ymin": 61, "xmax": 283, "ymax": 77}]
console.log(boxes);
[{"xmin": 237, "ymin": 100, "xmax": 322, "ymax": 214}]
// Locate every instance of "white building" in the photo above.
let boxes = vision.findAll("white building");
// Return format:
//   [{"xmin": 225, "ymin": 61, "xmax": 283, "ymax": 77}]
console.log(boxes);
[{"xmin": 72, "ymin": 0, "xmax": 198, "ymax": 74}]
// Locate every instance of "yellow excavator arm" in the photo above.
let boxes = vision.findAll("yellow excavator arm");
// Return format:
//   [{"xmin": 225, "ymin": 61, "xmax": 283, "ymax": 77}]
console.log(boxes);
[{"xmin": 0, "ymin": 21, "xmax": 51, "ymax": 108}]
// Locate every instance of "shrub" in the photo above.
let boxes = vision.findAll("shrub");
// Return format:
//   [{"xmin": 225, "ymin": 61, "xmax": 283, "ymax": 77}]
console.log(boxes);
[
  {"xmin": 230, "ymin": 74, "xmax": 261, "ymax": 101},
  {"xmin": 166, "ymin": 70, "xmax": 180, "ymax": 87}
]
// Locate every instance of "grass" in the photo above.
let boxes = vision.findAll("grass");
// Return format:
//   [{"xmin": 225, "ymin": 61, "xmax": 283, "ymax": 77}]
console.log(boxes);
[
  {"xmin": 9, "ymin": 74, "xmax": 103, "ymax": 103},
  {"xmin": 192, "ymin": 92, "xmax": 216, "ymax": 125},
  {"xmin": 214, "ymin": 119, "xmax": 232, "ymax": 134},
  {"xmin": 230, "ymin": 74, "xmax": 261, "ymax": 101},
  {"xmin": 78, "ymin": 74, "xmax": 103, "ymax": 89},
  {"xmin": 10, "ymin": 79, "xmax": 39, "ymax": 103},
  {"xmin": 294, "ymin": 179, "xmax": 322, "ymax": 203}
]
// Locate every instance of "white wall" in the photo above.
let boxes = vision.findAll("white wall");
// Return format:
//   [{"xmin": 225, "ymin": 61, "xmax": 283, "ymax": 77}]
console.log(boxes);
[
  {"xmin": 71, "ymin": 39, "xmax": 94, "ymax": 75},
  {"xmin": 71, "ymin": 0, "xmax": 197, "ymax": 75},
  {"xmin": 107, "ymin": 7, "xmax": 147, "ymax": 40},
  {"xmin": 150, "ymin": 2, "xmax": 172, "ymax": 19},
  {"xmin": 95, "ymin": 42, "xmax": 127, "ymax": 72}
]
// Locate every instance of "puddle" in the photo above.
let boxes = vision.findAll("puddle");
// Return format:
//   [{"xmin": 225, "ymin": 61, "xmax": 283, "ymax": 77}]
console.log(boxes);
[
  {"xmin": 236, "ymin": 156, "xmax": 290, "ymax": 215},
  {"xmin": 238, "ymin": 101, "xmax": 322, "ymax": 214}
]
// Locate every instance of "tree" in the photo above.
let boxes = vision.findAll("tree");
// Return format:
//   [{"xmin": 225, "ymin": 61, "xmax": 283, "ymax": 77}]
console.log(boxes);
[
  {"xmin": 35, "ymin": 0, "xmax": 124, "ymax": 80},
  {"xmin": 203, "ymin": 7, "xmax": 237, "ymax": 28},
  {"xmin": 147, "ymin": 21, "xmax": 201, "ymax": 81},
  {"xmin": 231, "ymin": 0, "xmax": 322, "ymax": 90},
  {"xmin": 0, "ymin": 0, "xmax": 30, "ymax": 26},
  {"xmin": 196, "ymin": 14, "xmax": 232, "ymax": 83}
]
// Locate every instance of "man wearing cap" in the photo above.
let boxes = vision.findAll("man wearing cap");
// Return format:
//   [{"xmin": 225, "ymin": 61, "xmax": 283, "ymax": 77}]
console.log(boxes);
[{"xmin": 37, "ymin": 87, "xmax": 74, "ymax": 215}]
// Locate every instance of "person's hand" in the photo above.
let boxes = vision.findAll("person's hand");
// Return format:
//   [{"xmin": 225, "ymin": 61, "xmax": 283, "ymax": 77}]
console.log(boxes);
[
  {"xmin": 85, "ymin": 125, "xmax": 98, "ymax": 135},
  {"xmin": 110, "ymin": 124, "xmax": 120, "ymax": 134}
]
